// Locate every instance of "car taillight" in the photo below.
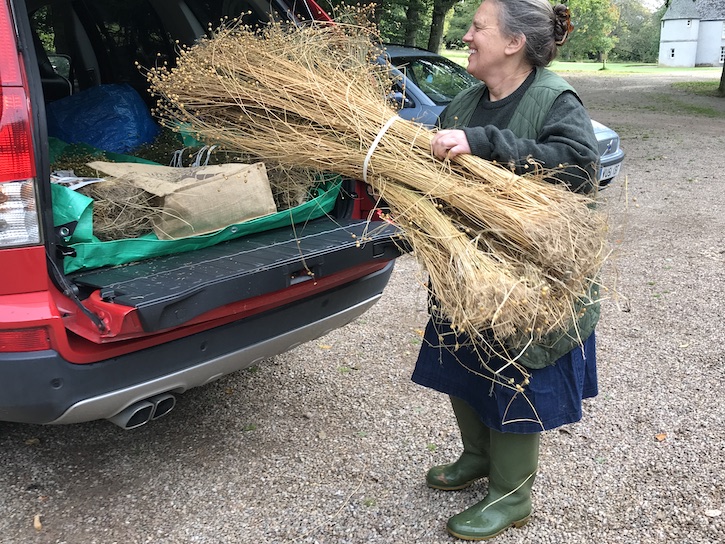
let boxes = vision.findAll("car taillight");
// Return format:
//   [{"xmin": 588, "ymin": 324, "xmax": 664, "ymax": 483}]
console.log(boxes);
[
  {"xmin": 0, "ymin": 178, "xmax": 39, "ymax": 245},
  {"xmin": 0, "ymin": 327, "xmax": 50, "ymax": 352},
  {"xmin": 0, "ymin": 0, "xmax": 41, "ymax": 247}
]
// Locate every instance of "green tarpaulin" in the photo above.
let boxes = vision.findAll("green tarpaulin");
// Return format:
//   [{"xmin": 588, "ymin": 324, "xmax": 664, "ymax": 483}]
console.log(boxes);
[{"xmin": 50, "ymin": 139, "xmax": 342, "ymax": 274}]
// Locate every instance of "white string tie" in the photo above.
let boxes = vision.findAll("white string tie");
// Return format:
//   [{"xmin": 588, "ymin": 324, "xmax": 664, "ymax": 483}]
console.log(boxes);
[{"xmin": 363, "ymin": 115, "xmax": 400, "ymax": 184}]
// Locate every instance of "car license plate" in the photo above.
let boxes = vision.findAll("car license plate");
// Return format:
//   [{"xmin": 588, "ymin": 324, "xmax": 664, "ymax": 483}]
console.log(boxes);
[{"xmin": 600, "ymin": 163, "xmax": 621, "ymax": 181}]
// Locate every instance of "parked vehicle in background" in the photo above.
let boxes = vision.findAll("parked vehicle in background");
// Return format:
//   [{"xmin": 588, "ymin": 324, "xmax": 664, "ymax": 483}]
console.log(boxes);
[
  {"xmin": 382, "ymin": 45, "xmax": 625, "ymax": 186},
  {"xmin": 0, "ymin": 0, "xmax": 400, "ymax": 428},
  {"xmin": 590, "ymin": 119, "xmax": 624, "ymax": 184}
]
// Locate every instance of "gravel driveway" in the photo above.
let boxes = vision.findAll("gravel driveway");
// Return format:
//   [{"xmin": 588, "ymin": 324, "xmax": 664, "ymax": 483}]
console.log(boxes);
[{"xmin": 1, "ymin": 71, "xmax": 724, "ymax": 544}]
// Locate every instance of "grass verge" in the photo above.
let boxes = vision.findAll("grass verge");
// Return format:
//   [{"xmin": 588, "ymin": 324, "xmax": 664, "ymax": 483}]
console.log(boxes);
[
  {"xmin": 672, "ymin": 80, "xmax": 722, "ymax": 97},
  {"xmin": 442, "ymin": 50, "xmax": 723, "ymax": 79}
]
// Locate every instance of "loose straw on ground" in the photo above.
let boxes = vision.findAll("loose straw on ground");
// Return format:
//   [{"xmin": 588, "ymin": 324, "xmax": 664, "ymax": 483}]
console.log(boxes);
[{"xmin": 145, "ymin": 18, "xmax": 608, "ymax": 356}]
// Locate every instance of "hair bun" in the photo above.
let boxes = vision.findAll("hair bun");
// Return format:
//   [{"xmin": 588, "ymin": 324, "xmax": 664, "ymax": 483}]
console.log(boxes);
[{"xmin": 553, "ymin": 4, "xmax": 574, "ymax": 46}]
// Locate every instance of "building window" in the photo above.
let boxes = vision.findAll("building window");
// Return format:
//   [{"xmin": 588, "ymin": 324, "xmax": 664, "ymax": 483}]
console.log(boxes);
[
  {"xmin": 687, "ymin": 19, "xmax": 692, "ymax": 27},
  {"xmin": 721, "ymin": 46, "xmax": 725, "ymax": 63},
  {"xmin": 671, "ymin": 48, "xmax": 675, "ymax": 59}
]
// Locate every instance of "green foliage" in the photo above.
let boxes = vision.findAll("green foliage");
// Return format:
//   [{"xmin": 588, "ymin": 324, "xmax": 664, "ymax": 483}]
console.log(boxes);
[
  {"xmin": 560, "ymin": 0, "xmax": 619, "ymax": 62},
  {"xmin": 320, "ymin": 0, "xmax": 433, "ymax": 47},
  {"xmin": 36, "ymin": 0, "xmax": 711, "ymax": 84},
  {"xmin": 610, "ymin": 0, "xmax": 665, "ymax": 62},
  {"xmin": 30, "ymin": 5, "xmax": 56, "ymax": 52},
  {"xmin": 379, "ymin": 0, "xmax": 434, "ymax": 46},
  {"xmin": 440, "ymin": 0, "xmax": 632, "ymax": 62},
  {"xmin": 444, "ymin": 0, "xmax": 479, "ymax": 48},
  {"xmin": 310, "ymin": 0, "xmax": 670, "ymax": 62}
]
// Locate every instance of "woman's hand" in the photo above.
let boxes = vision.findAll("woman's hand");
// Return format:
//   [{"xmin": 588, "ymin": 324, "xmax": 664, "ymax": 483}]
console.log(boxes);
[{"xmin": 430, "ymin": 129, "xmax": 471, "ymax": 160}]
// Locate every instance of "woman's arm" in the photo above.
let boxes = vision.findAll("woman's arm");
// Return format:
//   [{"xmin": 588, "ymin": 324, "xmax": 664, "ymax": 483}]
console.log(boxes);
[{"xmin": 461, "ymin": 92, "xmax": 599, "ymax": 193}]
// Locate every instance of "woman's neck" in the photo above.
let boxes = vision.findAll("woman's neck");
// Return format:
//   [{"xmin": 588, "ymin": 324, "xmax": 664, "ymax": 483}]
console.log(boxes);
[{"xmin": 486, "ymin": 65, "xmax": 535, "ymax": 101}]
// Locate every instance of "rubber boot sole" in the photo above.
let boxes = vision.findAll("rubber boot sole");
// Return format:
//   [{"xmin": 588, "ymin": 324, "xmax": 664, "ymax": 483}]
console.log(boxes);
[{"xmin": 446, "ymin": 514, "xmax": 531, "ymax": 541}]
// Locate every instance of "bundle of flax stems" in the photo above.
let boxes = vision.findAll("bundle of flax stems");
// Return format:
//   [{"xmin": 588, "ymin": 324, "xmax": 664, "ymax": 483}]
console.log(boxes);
[{"xmin": 145, "ymin": 20, "xmax": 608, "ymax": 355}]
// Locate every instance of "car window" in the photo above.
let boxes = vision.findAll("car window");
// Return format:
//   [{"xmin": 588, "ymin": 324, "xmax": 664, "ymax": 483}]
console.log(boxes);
[
  {"xmin": 392, "ymin": 56, "xmax": 478, "ymax": 105},
  {"xmin": 81, "ymin": 0, "xmax": 175, "ymax": 83},
  {"xmin": 29, "ymin": 0, "xmax": 176, "ymax": 94}
]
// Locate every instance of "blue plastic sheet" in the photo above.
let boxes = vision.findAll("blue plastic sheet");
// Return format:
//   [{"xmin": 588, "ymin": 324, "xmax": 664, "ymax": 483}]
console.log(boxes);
[{"xmin": 46, "ymin": 84, "xmax": 159, "ymax": 153}]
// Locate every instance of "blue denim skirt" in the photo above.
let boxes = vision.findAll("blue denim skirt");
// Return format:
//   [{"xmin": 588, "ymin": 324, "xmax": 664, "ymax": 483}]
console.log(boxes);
[{"xmin": 412, "ymin": 319, "xmax": 598, "ymax": 433}]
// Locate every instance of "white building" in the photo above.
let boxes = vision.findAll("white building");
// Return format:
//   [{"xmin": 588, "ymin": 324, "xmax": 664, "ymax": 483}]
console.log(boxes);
[{"xmin": 658, "ymin": 0, "xmax": 725, "ymax": 67}]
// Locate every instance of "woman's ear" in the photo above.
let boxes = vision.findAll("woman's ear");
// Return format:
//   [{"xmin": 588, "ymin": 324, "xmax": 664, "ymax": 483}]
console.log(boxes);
[{"xmin": 505, "ymin": 33, "xmax": 526, "ymax": 55}]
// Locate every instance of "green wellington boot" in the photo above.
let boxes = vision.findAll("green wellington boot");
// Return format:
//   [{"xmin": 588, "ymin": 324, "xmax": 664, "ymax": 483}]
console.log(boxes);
[
  {"xmin": 446, "ymin": 430, "xmax": 540, "ymax": 540},
  {"xmin": 426, "ymin": 396, "xmax": 490, "ymax": 491}
]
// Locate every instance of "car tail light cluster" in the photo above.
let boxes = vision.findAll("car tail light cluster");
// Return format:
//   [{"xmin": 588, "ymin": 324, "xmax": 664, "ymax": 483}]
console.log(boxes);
[
  {"xmin": 0, "ymin": 0, "xmax": 41, "ymax": 247},
  {"xmin": 0, "ymin": 327, "xmax": 50, "ymax": 351}
]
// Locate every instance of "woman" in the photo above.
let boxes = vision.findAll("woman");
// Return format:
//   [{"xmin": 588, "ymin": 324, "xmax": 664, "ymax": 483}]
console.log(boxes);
[{"xmin": 412, "ymin": 0, "xmax": 600, "ymax": 540}]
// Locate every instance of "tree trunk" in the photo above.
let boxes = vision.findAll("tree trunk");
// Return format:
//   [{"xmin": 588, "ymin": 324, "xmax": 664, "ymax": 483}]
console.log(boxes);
[
  {"xmin": 426, "ymin": 0, "xmax": 456, "ymax": 53},
  {"xmin": 719, "ymin": 64, "xmax": 725, "ymax": 96},
  {"xmin": 403, "ymin": 0, "xmax": 423, "ymax": 47}
]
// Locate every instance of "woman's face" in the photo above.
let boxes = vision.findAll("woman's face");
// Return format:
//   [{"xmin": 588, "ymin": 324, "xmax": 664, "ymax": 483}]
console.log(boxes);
[{"xmin": 462, "ymin": 0, "xmax": 510, "ymax": 82}]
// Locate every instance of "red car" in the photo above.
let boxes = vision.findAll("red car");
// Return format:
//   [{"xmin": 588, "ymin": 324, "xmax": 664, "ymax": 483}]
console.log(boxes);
[{"xmin": 0, "ymin": 0, "xmax": 400, "ymax": 428}]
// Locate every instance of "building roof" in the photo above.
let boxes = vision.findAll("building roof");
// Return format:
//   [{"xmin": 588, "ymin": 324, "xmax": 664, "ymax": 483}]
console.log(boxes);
[{"xmin": 662, "ymin": 0, "xmax": 725, "ymax": 20}]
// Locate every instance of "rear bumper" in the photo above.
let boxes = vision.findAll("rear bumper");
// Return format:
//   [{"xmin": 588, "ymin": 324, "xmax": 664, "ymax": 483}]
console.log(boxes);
[{"xmin": 0, "ymin": 260, "xmax": 394, "ymax": 425}]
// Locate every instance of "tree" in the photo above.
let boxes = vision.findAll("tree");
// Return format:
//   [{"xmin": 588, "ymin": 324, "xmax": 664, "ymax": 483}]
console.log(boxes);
[
  {"xmin": 426, "ymin": 0, "xmax": 458, "ymax": 52},
  {"xmin": 447, "ymin": 0, "xmax": 623, "ymax": 62},
  {"xmin": 562, "ymin": 0, "xmax": 619, "ymax": 64},
  {"xmin": 332, "ymin": 0, "xmax": 431, "ymax": 47},
  {"xmin": 610, "ymin": 0, "xmax": 661, "ymax": 62},
  {"xmin": 403, "ymin": 0, "xmax": 426, "ymax": 45},
  {"xmin": 445, "ymin": 0, "xmax": 479, "ymax": 48}
]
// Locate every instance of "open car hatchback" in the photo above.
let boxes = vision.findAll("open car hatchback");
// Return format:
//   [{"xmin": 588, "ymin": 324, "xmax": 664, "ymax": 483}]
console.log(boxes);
[{"xmin": 0, "ymin": 0, "xmax": 403, "ymax": 428}]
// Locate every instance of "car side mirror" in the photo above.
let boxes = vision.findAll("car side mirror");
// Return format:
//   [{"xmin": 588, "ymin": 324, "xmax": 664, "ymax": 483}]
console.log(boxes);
[
  {"xmin": 47, "ymin": 54, "xmax": 71, "ymax": 79},
  {"xmin": 389, "ymin": 91, "xmax": 415, "ymax": 110}
]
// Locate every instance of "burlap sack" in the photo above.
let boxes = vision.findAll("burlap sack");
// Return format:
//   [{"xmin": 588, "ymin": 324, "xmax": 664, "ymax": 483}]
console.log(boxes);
[{"xmin": 87, "ymin": 161, "xmax": 277, "ymax": 239}]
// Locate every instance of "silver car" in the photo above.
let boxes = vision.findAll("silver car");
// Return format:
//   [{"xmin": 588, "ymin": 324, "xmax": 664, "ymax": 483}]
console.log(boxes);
[{"xmin": 383, "ymin": 45, "xmax": 624, "ymax": 186}]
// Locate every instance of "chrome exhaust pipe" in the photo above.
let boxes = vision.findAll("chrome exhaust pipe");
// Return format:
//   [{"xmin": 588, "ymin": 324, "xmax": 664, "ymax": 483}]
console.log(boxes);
[
  {"xmin": 108, "ymin": 400, "xmax": 154, "ymax": 430},
  {"xmin": 148, "ymin": 393, "xmax": 176, "ymax": 420},
  {"xmin": 107, "ymin": 393, "xmax": 176, "ymax": 429}
]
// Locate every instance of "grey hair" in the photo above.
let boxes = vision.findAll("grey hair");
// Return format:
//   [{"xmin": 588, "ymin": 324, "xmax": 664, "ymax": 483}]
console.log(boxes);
[{"xmin": 492, "ymin": 0, "xmax": 569, "ymax": 67}]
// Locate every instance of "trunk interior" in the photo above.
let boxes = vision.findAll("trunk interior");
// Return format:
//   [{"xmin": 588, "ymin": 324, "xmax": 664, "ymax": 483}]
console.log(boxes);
[{"xmin": 20, "ymin": 0, "xmax": 401, "ymax": 344}]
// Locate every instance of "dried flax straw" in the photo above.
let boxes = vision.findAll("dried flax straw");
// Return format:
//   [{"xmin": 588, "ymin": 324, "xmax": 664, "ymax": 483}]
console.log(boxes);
[
  {"xmin": 145, "ymin": 20, "xmax": 609, "ymax": 357},
  {"xmin": 79, "ymin": 179, "xmax": 158, "ymax": 241}
]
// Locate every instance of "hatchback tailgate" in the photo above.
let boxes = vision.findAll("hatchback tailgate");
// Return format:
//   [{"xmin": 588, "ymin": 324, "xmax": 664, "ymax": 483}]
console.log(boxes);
[{"xmin": 64, "ymin": 217, "xmax": 402, "ymax": 340}]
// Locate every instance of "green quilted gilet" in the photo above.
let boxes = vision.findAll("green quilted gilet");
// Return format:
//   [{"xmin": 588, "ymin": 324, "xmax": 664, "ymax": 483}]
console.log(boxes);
[
  {"xmin": 438, "ymin": 68, "xmax": 598, "ymax": 369},
  {"xmin": 439, "ymin": 68, "xmax": 576, "ymax": 135}
]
